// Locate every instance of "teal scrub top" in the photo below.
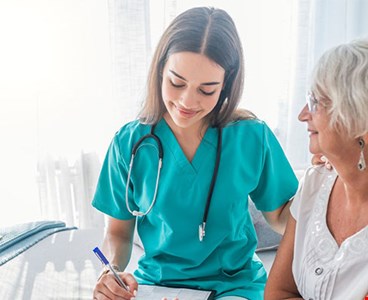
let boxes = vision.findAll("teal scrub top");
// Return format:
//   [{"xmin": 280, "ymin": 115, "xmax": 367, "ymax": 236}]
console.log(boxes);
[{"xmin": 92, "ymin": 118, "xmax": 298, "ymax": 299}]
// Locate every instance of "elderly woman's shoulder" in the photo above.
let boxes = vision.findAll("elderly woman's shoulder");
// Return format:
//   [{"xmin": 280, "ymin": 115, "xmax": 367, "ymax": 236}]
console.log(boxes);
[{"xmin": 301, "ymin": 164, "xmax": 336, "ymax": 187}]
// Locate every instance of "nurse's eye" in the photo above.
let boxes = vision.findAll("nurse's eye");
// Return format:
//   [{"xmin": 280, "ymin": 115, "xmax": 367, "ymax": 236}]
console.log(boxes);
[
  {"xmin": 199, "ymin": 89, "xmax": 216, "ymax": 96},
  {"xmin": 170, "ymin": 80, "xmax": 185, "ymax": 88}
]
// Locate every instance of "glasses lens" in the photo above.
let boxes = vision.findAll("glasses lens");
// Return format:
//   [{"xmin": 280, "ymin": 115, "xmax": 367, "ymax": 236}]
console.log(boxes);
[{"xmin": 306, "ymin": 92, "xmax": 316, "ymax": 112}]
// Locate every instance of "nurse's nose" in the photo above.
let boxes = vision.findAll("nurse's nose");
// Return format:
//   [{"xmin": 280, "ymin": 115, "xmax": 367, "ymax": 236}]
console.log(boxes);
[{"xmin": 179, "ymin": 89, "xmax": 198, "ymax": 108}]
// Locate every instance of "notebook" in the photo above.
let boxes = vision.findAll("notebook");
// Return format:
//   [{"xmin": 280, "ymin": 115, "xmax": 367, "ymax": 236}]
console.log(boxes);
[{"xmin": 136, "ymin": 284, "xmax": 215, "ymax": 300}]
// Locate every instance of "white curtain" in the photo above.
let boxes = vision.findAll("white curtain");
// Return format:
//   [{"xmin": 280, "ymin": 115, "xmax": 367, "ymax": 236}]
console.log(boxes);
[
  {"xmin": 1, "ymin": 0, "xmax": 366, "ymax": 228},
  {"xmin": 0, "ymin": 0, "xmax": 116, "ymax": 228},
  {"xmin": 107, "ymin": 0, "xmax": 152, "ymax": 120},
  {"xmin": 286, "ymin": 0, "xmax": 368, "ymax": 169}
]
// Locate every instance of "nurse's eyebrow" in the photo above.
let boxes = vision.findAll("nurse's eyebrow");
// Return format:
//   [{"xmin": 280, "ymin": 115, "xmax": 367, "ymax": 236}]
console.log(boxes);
[{"xmin": 169, "ymin": 69, "xmax": 221, "ymax": 86}]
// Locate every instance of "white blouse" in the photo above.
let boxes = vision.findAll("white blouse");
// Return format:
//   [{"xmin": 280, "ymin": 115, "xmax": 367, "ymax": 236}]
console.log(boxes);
[{"xmin": 290, "ymin": 166, "xmax": 368, "ymax": 300}]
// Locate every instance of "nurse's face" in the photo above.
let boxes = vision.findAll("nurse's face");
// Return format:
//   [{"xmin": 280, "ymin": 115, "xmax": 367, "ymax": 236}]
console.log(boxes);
[{"xmin": 161, "ymin": 51, "xmax": 225, "ymax": 131}]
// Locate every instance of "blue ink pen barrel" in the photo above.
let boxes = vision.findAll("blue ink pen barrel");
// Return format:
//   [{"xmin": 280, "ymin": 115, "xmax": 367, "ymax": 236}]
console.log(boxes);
[{"xmin": 93, "ymin": 246, "xmax": 129, "ymax": 290}]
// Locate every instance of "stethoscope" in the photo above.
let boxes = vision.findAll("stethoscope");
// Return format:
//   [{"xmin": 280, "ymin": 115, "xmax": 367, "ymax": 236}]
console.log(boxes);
[{"xmin": 125, "ymin": 124, "xmax": 222, "ymax": 242}]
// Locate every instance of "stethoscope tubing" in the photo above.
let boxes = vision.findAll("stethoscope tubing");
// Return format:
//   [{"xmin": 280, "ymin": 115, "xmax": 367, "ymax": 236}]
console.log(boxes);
[
  {"xmin": 125, "ymin": 153, "xmax": 162, "ymax": 217},
  {"xmin": 200, "ymin": 127, "xmax": 222, "ymax": 238},
  {"xmin": 125, "ymin": 125, "xmax": 163, "ymax": 217},
  {"xmin": 125, "ymin": 124, "xmax": 222, "ymax": 241}
]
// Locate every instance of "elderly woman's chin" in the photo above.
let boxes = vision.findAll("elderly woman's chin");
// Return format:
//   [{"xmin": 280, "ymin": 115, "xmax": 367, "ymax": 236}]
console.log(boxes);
[{"xmin": 308, "ymin": 137, "xmax": 321, "ymax": 155}]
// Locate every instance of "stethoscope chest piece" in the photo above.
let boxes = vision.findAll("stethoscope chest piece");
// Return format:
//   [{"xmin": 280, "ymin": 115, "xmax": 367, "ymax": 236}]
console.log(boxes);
[{"xmin": 199, "ymin": 222, "xmax": 206, "ymax": 242}]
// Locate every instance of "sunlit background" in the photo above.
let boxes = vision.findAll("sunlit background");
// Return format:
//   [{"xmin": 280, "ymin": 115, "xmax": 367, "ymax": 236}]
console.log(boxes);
[{"xmin": 1, "ymin": 0, "xmax": 367, "ymax": 228}]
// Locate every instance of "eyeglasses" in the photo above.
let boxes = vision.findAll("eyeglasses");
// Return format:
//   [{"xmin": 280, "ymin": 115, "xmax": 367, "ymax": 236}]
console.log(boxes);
[{"xmin": 306, "ymin": 92, "xmax": 326, "ymax": 113}]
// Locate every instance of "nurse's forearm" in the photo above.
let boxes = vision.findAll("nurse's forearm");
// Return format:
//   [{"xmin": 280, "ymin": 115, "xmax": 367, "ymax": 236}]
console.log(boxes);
[
  {"xmin": 102, "ymin": 231, "xmax": 133, "ymax": 271},
  {"xmin": 263, "ymin": 199, "xmax": 293, "ymax": 235},
  {"xmin": 276, "ymin": 199, "xmax": 293, "ymax": 234},
  {"xmin": 101, "ymin": 217, "xmax": 136, "ymax": 271}
]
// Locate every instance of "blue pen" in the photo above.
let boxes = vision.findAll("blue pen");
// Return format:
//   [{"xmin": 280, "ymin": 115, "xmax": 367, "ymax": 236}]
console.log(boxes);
[{"xmin": 93, "ymin": 246, "xmax": 129, "ymax": 290}]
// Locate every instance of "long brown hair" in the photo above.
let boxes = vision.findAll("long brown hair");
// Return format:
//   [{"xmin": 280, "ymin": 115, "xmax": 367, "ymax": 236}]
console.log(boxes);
[{"xmin": 138, "ymin": 6, "xmax": 256, "ymax": 127}]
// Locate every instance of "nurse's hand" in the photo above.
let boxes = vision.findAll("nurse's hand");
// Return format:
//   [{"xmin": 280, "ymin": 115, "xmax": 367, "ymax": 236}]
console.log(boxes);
[
  {"xmin": 93, "ymin": 271, "xmax": 138, "ymax": 300},
  {"xmin": 312, "ymin": 153, "xmax": 332, "ymax": 170}
]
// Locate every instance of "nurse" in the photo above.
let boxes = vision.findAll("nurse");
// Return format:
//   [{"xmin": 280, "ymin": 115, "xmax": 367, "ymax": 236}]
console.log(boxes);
[{"xmin": 92, "ymin": 6, "xmax": 298, "ymax": 300}]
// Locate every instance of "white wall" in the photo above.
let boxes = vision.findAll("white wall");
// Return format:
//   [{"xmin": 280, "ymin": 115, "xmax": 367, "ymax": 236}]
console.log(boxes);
[{"xmin": 0, "ymin": 0, "xmax": 117, "ymax": 226}]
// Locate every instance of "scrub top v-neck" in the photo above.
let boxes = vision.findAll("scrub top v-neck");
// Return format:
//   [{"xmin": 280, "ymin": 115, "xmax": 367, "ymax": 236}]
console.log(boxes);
[{"xmin": 92, "ymin": 118, "xmax": 298, "ymax": 299}]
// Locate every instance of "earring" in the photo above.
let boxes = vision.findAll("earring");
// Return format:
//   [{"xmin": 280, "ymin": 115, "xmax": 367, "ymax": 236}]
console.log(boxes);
[{"xmin": 357, "ymin": 138, "xmax": 366, "ymax": 171}]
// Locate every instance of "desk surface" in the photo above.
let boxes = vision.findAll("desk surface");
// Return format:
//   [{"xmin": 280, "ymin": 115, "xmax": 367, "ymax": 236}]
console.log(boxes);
[
  {"xmin": 0, "ymin": 228, "xmax": 143, "ymax": 300},
  {"xmin": 0, "ymin": 228, "xmax": 275, "ymax": 299}
]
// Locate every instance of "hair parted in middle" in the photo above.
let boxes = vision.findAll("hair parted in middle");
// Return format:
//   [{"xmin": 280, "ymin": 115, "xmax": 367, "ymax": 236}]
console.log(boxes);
[{"xmin": 138, "ymin": 6, "xmax": 256, "ymax": 127}]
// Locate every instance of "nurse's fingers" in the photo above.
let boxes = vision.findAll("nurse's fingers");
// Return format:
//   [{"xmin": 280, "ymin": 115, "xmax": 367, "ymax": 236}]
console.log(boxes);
[
  {"xmin": 93, "ymin": 288, "xmax": 126, "ymax": 300},
  {"xmin": 318, "ymin": 155, "xmax": 332, "ymax": 170},
  {"xmin": 93, "ymin": 291, "xmax": 126, "ymax": 300},
  {"xmin": 311, "ymin": 154, "xmax": 332, "ymax": 170},
  {"xmin": 94, "ymin": 273, "xmax": 134, "ymax": 299},
  {"xmin": 120, "ymin": 272, "xmax": 139, "ymax": 294}
]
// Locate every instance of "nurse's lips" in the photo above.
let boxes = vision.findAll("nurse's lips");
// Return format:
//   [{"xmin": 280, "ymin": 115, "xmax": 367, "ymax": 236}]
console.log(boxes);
[{"xmin": 176, "ymin": 105, "xmax": 198, "ymax": 118}]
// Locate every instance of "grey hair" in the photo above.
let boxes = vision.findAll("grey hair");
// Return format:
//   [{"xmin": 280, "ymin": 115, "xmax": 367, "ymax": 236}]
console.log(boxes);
[{"xmin": 311, "ymin": 38, "xmax": 368, "ymax": 138}]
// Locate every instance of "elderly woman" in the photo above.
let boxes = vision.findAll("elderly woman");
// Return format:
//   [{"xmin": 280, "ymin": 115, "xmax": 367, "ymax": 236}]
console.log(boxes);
[{"xmin": 264, "ymin": 38, "xmax": 368, "ymax": 300}]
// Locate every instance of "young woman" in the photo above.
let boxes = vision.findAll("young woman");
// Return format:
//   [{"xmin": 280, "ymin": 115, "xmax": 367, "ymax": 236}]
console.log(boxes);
[
  {"xmin": 265, "ymin": 39, "xmax": 368, "ymax": 300},
  {"xmin": 92, "ymin": 7, "xmax": 298, "ymax": 300}
]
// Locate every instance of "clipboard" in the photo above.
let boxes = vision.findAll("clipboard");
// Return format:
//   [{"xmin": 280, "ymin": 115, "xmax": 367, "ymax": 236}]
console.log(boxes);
[{"xmin": 136, "ymin": 284, "xmax": 215, "ymax": 300}]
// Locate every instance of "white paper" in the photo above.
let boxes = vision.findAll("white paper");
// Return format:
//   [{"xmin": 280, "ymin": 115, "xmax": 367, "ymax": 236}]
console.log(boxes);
[{"xmin": 136, "ymin": 285, "xmax": 213, "ymax": 300}]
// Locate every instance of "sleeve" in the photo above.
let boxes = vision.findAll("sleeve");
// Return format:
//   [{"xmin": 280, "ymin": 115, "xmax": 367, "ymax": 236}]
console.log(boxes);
[
  {"xmin": 91, "ymin": 133, "xmax": 135, "ymax": 220},
  {"xmin": 249, "ymin": 123, "xmax": 299, "ymax": 212}
]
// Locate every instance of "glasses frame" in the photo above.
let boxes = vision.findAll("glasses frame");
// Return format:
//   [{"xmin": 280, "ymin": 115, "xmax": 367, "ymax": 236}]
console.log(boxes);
[{"xmin": 306, "ymin": 92, "xmax": 326, "ymax": 113}]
